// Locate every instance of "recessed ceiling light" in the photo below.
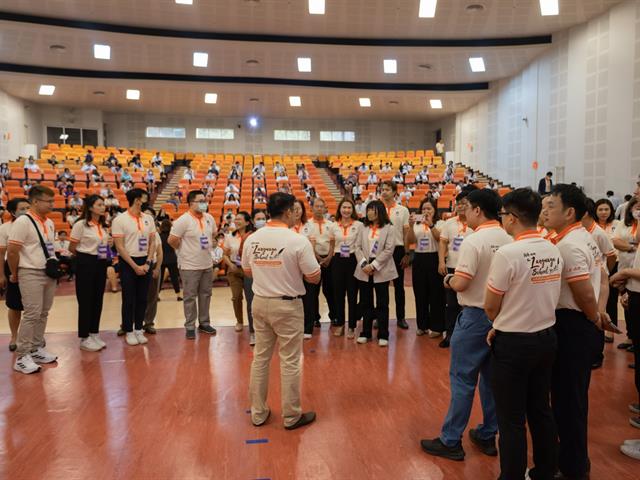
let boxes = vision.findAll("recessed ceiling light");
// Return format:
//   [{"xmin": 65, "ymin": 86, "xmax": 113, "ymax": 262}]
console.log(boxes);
[
  {"xmin": 359, "ymin": 98, "xmax": 371, "ymax": 108},
  {"xmin": 245, "ymin": 59, "xmax": 260, "ymax": 65},
  {"xmin": 49, "ymin": 44, "xmax": 66, "ymax": 52},
  {"xmin": 93, "ymin": 91, "xmax": 105, "ymax": 96},
  {"xmin": 38, "ymin": 85, "xmax": 55, "ymax": 96},
  {"xmin": 419, "ymin": 0, "xmax": 437, "ymax": 18},
  {"xmin": 430, "ymin": 99, "xmax": 443, "ymax": 109},
  {"xmin": 539, "ymin": 0, "xmax": 559, "ymax": 16},
  {"xmin": 126, "ymin": 89, "xmax": 140, "ymax": 100},
  {"xmin": 289, "ymin": 96, "xmax": 302, "ymax": 107},
  {"xmin": 193, "ymin": 52, "xmax": 208, "ymax": 68},
  {"xmin": 469, "ymin": 57, "xmax": 486, "ymax": 72},
  {"xmin": 93, "ymin": 44, "xmax": 111, "ymax": 60},
  {"xmin": 249, "ymin": 98, "xmax": 260, "ymax": 102},
  {"xmin": 297, "ymin": 57, "xmax": 312, "ymax": 73},
  {"xmin": 249, "ymin": 117, "xmax": 259, "ymax": 128},
  {"xmin": 308, "ymin": 0, "xmax": 325, "ymax": 15},
  {"xmin": 204, "ymin": 93, "xmax": 218, "ymax": 104},
  {"xmin": 175, "ymin": 0, "xmax": 193, "ymax": 4},
  {"xmin": 383, "ymin": 59, "xmax": 397, "ymax": 74},
  {"xmin": 465, "ymin": 4, "xmax": 485, "ymax": 12}
]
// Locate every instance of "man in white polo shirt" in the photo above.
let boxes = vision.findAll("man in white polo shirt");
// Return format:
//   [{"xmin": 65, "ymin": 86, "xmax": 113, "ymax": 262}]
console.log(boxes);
[
  {"xmin": 379, "ymin": 181, "xmax": 410, "ymax": 329},
  {"xmin": 484, "ymin": 188, "xmax": 564, "ymax": 480},
  {"xmin": 169, "ymin": 190, "xmax": 217, "ymax": 339},
  {"xmin": 542, "ymin": 184, "xmax": 619, "ymax": 479},
  {"xmin": 421, "ymin": 189, "xmax": 511, "ymax": 461},
  {"xmin": 7, "ymin": 185, "xmax": 58, "ymax": 374},
  {"xmin": 242, "ymin": 193, "xmax": 321, "ymax": 430},
  {"xmin": 112, "ymin": 188, "xmax": 156, "ymax": 347}
]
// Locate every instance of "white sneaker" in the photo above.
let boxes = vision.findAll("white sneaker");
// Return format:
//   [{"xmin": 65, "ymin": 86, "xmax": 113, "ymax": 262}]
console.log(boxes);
[
  {"xmin": 249, "ymin": 334, "xmax": 256, "ymax": 346},
  {"xmin": 235, "ymin": 323, "xmax": 244, "ymax": 332},
  {"xmin": 378, "ymin": 339, "xmax": 389, "ymax": 347},
  {"xmin": 134, "ymin": 330, "xmax": 148, "ymax": 345},
  {"xmin": 303, "ymin": 333, "xmax": 312, "ymax": 340},
  {"xmin": 347, "ymin": 328, "xmax": 355, "ymax": 339},
  {"xmin": 356, "ymin": 336, "xmax": 368, "ymax": 344},
  {"xmin": 31, "ymin": 347, "xmax": 58, "ymax": 364},
  {"xmin": 13, "ymin": 354, "xmax": 41, "ymax": 374},
  {"xmin": 621, "ymin": 443, "xmax": 640, "ymax": 460},
  {"xmin": 428, "ymin": 330, "xmax": 442, "ymax": 338},
  {"xmin": 90, "ymin": 334, "xmax": 106, "ymax": 349},
  {"xmin": 125, "ymin": 332, "xmax": 139, "ymax": 346},
  {"xmin": 416, "ymin": 329, "xmax": 426, "ymax": 336},
  {"xmin": 80, "ymin": 337, "xmax": 102, "ymax": 352}
]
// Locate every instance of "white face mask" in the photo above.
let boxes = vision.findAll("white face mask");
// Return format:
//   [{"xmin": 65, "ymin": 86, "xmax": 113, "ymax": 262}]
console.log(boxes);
[
  {"xmin": 255, "ymin": 219, "xmax": 266, "ymax": 229},
  {"xmin": 633, "ymin": 210, "xmax": 640, "ymax": 220},
  {"xmin": 197, "ymin": 202, "xmax": 208, "ymax": 213}
]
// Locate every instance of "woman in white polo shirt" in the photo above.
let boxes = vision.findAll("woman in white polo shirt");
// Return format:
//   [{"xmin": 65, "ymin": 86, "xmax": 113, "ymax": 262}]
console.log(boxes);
[{"xmin": 69, "ymin": 195, "xmax": 110, "ymax": 352}]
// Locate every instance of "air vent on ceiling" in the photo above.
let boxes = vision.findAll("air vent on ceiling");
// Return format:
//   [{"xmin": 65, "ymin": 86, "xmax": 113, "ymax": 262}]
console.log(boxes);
[
  {"xmin": 465, "ymin": 4, "xmax": 485, "ymax": 13},
  {"xmin": 389, "ymin": 100, "xmax": 399, "ymax": 105},
  {"xmin": 418, "ymin": 63, "xmax": 433, "ymax": 70},
  {"xmin": 249, "ymin": 98, "xmax": 259, "ymax": 102},
  {"xmin": 93, "ymin": 91, "xmax": 106, "ymax": 96},
  {"xmin": 246, "ymin": 59, "xmax": 260, "ymax": 65},
  {"xmin": 49, "ymin": 44, "xmax": 66, "ymax": 52}
]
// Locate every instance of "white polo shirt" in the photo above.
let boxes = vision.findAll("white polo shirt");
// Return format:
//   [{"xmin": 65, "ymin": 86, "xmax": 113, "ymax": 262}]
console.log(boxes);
[
  {"xmin": 454, "ymin": 221, "xmax": 512, "ymax": 308},
  {"xmin": 385, "ymin": 203, "xmax": 410, "ymax": 247},
  {"xmin": 170, "ymin": 211, "xmax": 217, "ymax": 270},
  {"xmin": 0, "ymin": 221, "xmax": 13, "ymax": 259},
  {"xmin": 8, "ymin": 212, "xmax": 56, "ymax": 269},
  {"xmin": 242, "ymin": 220, "xmax": 320, "ymax": 297},
  {"xmin": 626, "ymin": 249, "xmax": 640, "ymax": 293},
  {"xmin": 613, "ymin": 222, "xmax": 638, "ymax": 269},
  {"xmin": 586, "ymin": 222, "xmax": 616, "ymax": 272},
  {"xmin": 223, "ymin": 233, "xmax": 243, "ymax": 267},
  {"xmin": 487, "ymin": 232, "xmax": 563, "ymax": 332},
  {"xmin": 70, "ymin": 220, "xmax": 109, "ymax": 256},
  {"xmin": 413, "ymin": 221, "xmax": 443, "ymax": 253},
  {"xmin": 328, "ymin": 220, "xmax": 363, "ymax": 255},
  {"xmin": 440, "ymin": 216, "xmax": 472, "ymax": 269},
  {"xmin": 305, "ymin": 218, "xmax": 335, "ymax": 256},
  {"xmin": 111, "ymin": 210, "xmax": 156, "ymax": 258},
  {"xmin": 555, "ymin": 223, "xmax": 602, "ymax": 311}
]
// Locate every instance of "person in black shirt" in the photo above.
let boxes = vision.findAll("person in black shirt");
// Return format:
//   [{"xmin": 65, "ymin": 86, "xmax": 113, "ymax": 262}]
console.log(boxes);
[{"xmin": 159, "ymin": 220, "xmax": 182, "ymax": 301}]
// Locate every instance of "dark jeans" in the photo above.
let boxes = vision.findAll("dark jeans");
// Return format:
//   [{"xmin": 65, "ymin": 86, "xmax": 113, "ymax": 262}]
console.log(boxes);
[
  {"xmin": 321, "ymin": 262, "xmax": 336, "ymax": 322},
  {"xmin": 627, "ymin": 292, "xmax": 640, "ymax": 402},
  {"xmin": 75, "ymin": 252, "xmax": 108, "ymax": 338},
  {"xmin": 161, "ymin": 262, "xmax": 181, "ymax": 293},
  {"xmin": 120, "ymin": 256, "xmax": 151, "ymax": 332},
  {"xmin": 392, "ymin": 246, "xmax": 406, "ymax": 321},
  {"xmin": 359, "ymin": 278, "xmax": 390, "ymax": 340},
  {"xmin": 243, "ymin": 276, "xmax": 255, "ymax": 334},
  {"xmin": 551, "ymin": 309, "xmax": 600, "ymax": 478},
  {"xmin": 491, "ymin": 329, "xmax": 558, "ymax": 480},
  {"xmin": 303, "ymin": 280, "xmax": 318, "ymax": 335},
  {"xmin": 332, "ymin": 253, "xmax": 359, "ymax": 329},
  {"xmin": 445, "ymin": 267, "xmax": 461, "ymax": 338},
  {"xmin": 412, "ymin": 252, "xmax": 445, "ymax": 332}
]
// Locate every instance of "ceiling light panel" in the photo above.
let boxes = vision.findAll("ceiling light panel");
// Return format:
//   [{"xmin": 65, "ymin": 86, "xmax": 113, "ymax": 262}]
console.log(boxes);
[
  {"xmin": 469, "ymin": 57, "xmax": 486, "ymax": 72},
  {"xmin": 126, "ymin": 89, "xmax": 140, "ymax": 100},
  {"xmin": 430, "ymin": 99, "xmax": 443, "ymax": 109},
  {"xmin": 540, "ymin": 0, "xmax": 559, "ymax": 16},
  {"xmin": 308, "ymin": 0, "xmax": 325, "ymax": 15},
  {"xmin": 297, "ymin": 57, "xmax": 312, "ymax": 73},
  {"xmin": 204, "ymin": 93, "xmax": 218, "ymax": 104},
  {"xmin": 175, "ymin": 0, "xmax": 193, "ymax": 4},
  {"xmin": 418, "ymin": 0, "xmax": 437, "ymax": 18},
  {"xmin": 289, "ymin": 96, "xmax": 302, "ymax": 107},
  {"xmin": 38, "ymin": 85, "xmax": 55, "ymax": 96},
  {"xmin": 193, "ymin": 52, "xmax": 209, "ymax": 68},
  {"xmin": 93, "ymin": 44, "xmax": 111, "ymax": 60},
  {"xmin": 359, "ymin": 98, "xmax": 371, "ymax": 108},
  {"xmin": 383, "ymin": 59, "xmax": 397, "ymax": 74}
]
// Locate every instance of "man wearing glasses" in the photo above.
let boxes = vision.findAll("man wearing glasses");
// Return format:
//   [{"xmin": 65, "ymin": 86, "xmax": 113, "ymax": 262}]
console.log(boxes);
[{"xmin": 421, "ymin": 189, "xmax": 511, "ymax": 461}]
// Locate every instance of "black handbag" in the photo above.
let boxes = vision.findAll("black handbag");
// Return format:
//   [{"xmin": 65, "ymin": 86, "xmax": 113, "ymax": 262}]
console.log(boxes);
[{"xmin": 25, "ymin": 214, "xmax": 65, "ymax": 279}]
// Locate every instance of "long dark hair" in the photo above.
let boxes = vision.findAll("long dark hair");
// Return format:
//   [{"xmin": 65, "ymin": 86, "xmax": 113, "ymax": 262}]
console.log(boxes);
[
  {"xmin": 233, "ymin": 211, "xmax": 255, "ymax": 236},
  {"xmin": 293, "ymin": 198, "xmax": 308, "ymax": 224},
  {"xmin": 80, "ymin": 194, "xmax": 107, "ymax": 227},
  {"xmin": 363, "ymin": 200, "xmax": 391, "ymax": 227},
  {"xmin": 594, "ymin": 198, "xmax": 615, "ymax": 225},
  {"xmin": 624, "ymin": 197, "xmax": 639, "ymax": 227},
  {"xmin": 335, "ymin": 198, "xmax": 359, "ymax": 222},
  {"xmin": 419, "ymin": 197, "xmax": 440, "ymax": 222}
]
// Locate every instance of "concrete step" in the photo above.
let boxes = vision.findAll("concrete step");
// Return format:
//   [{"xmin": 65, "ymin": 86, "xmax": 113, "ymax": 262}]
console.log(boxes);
[
  {"xmin": 316, "ymin": 167, "xmax": 343, "ymax": 203},
  {"xmin": 154, "ymin": 167, "xmax": 186, "ymax": 209}
]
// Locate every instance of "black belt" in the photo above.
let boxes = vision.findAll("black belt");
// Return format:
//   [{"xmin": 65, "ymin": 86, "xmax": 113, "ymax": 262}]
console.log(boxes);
[
  {"xmin": 495, "ymin": 327, "xmax": 554, "ymax": 338},
  {"xmin": 281, "ymin": 295, "xmax": 303, "ymax": 301}
]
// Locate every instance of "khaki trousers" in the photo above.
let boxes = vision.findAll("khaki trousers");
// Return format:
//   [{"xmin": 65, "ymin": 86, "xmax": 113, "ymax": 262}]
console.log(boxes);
[
  {"xmin": 249, "ymin": 296, "xmax": 304, "ymax": 427},
  {"xmin": 227, "ymin": 268, "xmax": 245, "ymax": 324},
  {"xmin": 181, "ymin": 268, "xmax": 213, "ymax": 330},
  {"xmin": 16, "ymin": 268, "xmax": 56, "ymax": 355}
]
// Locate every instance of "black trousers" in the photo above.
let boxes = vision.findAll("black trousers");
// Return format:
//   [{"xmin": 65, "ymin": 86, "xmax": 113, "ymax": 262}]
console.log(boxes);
[
  {"xmin": 359, "ymin": 278, "xmax": 390, "ymax": 340},
  {"xmin": 392, "ymin": 246, "xmax": 406, "ymax": 321},
  {"xmin": 75, "ymin": 252, "xmax": 108, "ymax": 338},
  {"xmin": 303, "ymin": 280, "xmax": 318, "ymax": 335},
  {"xmin": 551, "ymin": 309, "xmax": 600, "ymax": 478},
  {"xmin": 120, "ymin": 256, "xmax": 151, "ymax": 332},
  {"xmin": 627, "ymin": 292, "xmax": 640, "ymax": 402},
  {"xmin": 161, "ymin": 262, "xmax": 181, "ymax": 293},
  {"xmin": 331, "ymin": 253, "xmax": 359, "ymax": 329},
  {"xmin": 445, "ymin": 267, "xmax": 461, "ymax": 338},
  {"xmin": 321, "ymin": 262, "xmax": 336, "ymax": 322},
  {"xmin": 412, "ymin": 252, "xmax": 445, "ymax": 332},
  {"xmin": 491, "ymin": 329, "xmax": 558, "ymax": 480}
]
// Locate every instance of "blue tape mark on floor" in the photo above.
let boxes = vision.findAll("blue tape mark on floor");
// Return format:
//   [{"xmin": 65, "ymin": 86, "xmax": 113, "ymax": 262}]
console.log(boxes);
[{"xmin": 245, "ymin": 438, "xmax": 269, "ymax": 445}]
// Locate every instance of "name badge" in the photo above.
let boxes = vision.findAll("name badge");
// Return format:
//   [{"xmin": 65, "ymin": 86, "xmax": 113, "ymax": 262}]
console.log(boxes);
[
  {"xmin": 138, "ymin": 236, "xmax": 148, "ymax": 252},
  {"xmin": 371, "ymin": 240, "xmax": 379, "ymax": 255},
  {"xmin": 199, "ymin": 235, "xmax": 210, "ymax": 250},
  {"xmin": 452, "ymin": 235, "xmax": 464, "ymax": 252},
  {"xmin": 419, "ymin": 237, "xmax": 430, "ymax": 250},
  {"xmin": 340, "ymin": 243, "xmax": 350, "ymax": 258},
  {"xmin": 46, "ymin": 242, "xmax": 55, "ymax": 257},
  {"xmin": 97, "ymin": 244, "xmax": 108, "ymax": 260}
]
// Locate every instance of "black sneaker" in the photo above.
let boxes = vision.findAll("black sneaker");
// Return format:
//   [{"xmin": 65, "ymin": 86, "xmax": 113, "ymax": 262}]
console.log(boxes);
[
  {"xmin": 185, "ymin": 329, "xmax": 196, "ymax": 340},
  {"xmin": 420, "ymin": 437, "xmax": 465, "ymax": 461},
  {"xmin": 618, "ymin": 342, "xmax": 633, "ymax": 350},
  {"xmin": 314, "ymin": 320, "xmax": 321, "ymax": 328},
  {"xmin": 469, "ymin": 428, "xmax": 497, "ymax": 456},
  {"xmin": 117, "ymin": 328, "xmax": 125, "ymax": 337},
  {"xmin": 397, "ymin": 319, "xmax": 409, "ymax": 330},
  {"xmin": 628, "ymin": 345, "xmax": 635, "ymax": 353},
  {"xmin": 439, "ymin": 338, "xmax": 450, "ymax": 348},
  {"xmin": 9, "ymin": 343, "xmax": 16, "ymax": 352},
  {"xmin": 285, "ymin": 411, "xmax": 316, "ymax": 430},
  {"xmin": 198, "ymin": 324, "xmax": 217, "ymax": 335},
  {"xmin": 144, "ymin": 325, "xmax": 157, "ymax": 335}
]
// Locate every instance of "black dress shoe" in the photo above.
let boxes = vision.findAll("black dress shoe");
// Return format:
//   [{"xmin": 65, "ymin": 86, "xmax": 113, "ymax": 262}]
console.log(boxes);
[
  {"xmin": 629, "ymin": 363, "xmax": 636, "ymax": 369},
  {"xmin": 618, "ymin": 342, "xmax": 632, "ymax": 350},
  {"xmin": 439, "ymin": 338, "xmax": 450, "ymax": 348},
  {"xmin": 285, "ymin": 411, "xmax": 316, "ymax": 430},
  {"xmin": 397, "ymin": 319, "xmax": 409, "ymax": 330},
  {"xmin": 252, "ymin": 409, "xmax": 270, "ymax": 427},
  {"xmin": 9, "ymin": 343, "xmax": 16, "ymax": 352},
  {"xmin": 117, "ymin": 328, "xmax": 125, "ymax": 337},
  {"xmin": 628, "ymin": 345, "xmax": 635, "ymax": 353},
  {"xmin": 591, "ymin": 360, "xmax": 603, "ymax": 370},
  {"xmin": 185, "ymin": 329, "xmax": 196, "ymax": 340},
  {"xmin": 143, "ymin": 325, "xmax": 157, "ymax": 334},
  {"xmin": 420, "ymin": 437, "xmax": 465, "ymax": 461},
  {"xmin": 469, "ymin": 428, "xmax": 497, "ymax": 456},
  {"xmin": 314, "ymin": 320, "xmax": 321, "ymax": 328},
  {"xmin": 198, "ymin": 324, "xmax": 217, "ymax": 335}
]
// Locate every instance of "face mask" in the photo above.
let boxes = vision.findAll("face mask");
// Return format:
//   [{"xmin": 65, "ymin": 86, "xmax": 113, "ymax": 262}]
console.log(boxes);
[
  {"xmin": 141, "ymin": 202, "xmax": 150, "ymax": 211},
  {"xmin": 228, "ymin": 223, "xmax": 236, "ymax": 232},
  {"xmin": 255, "ymin": 219, "xmax": 266, "ymax": 229},
  {"xmin": 633, "ymin": 210, "xmax": 640, "ymax": 220},
  {"xmin": 197, "ymin": 202, "xmax": 208, "ymax": 213}
]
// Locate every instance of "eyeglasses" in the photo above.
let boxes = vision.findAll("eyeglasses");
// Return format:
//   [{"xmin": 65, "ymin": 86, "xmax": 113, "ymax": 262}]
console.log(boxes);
[
  {"xmin": 35, "ymin": 198, "xmax": 55, "ymax": 204},
  {"xmin": 498, "ymin": 210, "xmax": 518, "ymax": 218}
]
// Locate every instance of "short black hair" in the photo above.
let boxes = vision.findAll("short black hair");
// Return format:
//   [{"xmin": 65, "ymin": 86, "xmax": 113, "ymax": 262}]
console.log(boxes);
[
  {"xmin": 267, "ymin": 192, "xmax": 295, "ymax": 218},
  {"xmin": 625, "ymin": 197, "xmax": 640, "ymax": 226},
  {"xmin": 595, "ymin": 198, "xmax": 615, "ymax": 224},
  {"xmin": 363, "ymin": 200, "xmax": 391, "ymax": 227},
  {"xmin": 501, "ymin": 188, "xmax": 541, "ymax": 226},
  {"xmin": 456, "ymin": 184, "xmax": 478, "ymax": 202},
  {"xmin": 551, "ymin": 183, "xmax": 587, "ymax": 222},
  {"xmin": 584, "ymin": 198, "xmax": 597, "ymax": 221},
  {"xmin": 546, "ymin": 171, "xmax": 553, "ymax": 177},
  {"xmin": 125, "ymin": 188, "xmax": 148, "ymax": 206},
  {"xmin": 143, "ymin": 206, "xmax": 156, "ymax": 217},
  {"xmin": 187, "ymin": 190, "xmax": 205, "ymax": 203},
  {"xmin": 625, "ymin": 194, "xmax": 633, "ymax": 201},
  {"xmin": 380, "ymin": 180, "xmax": 398, "ymax": 193},
  {"xmin": 6, "ymin": 197, "xmax": 29, "ymax": 215},
  {"xmin": 28, "ymin": 184, "xmax": 54, "ymax": 200},
  {"xmin": 466, "ymin": 189, "xmax": 502, "ymax": 221},
  {"xmin": 418, "ymin": 197, "xmax": 440, "ymax": 221},
  {"xmin": 606, "ymin": 190, "xmax": 614, "ymax": 196}
]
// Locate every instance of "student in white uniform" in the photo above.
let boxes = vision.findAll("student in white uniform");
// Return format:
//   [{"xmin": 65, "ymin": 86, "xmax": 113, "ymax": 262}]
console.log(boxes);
[
  {"xmin": 8, "ymin": 185, "xmax": 58, "ymax": 374},
  {"xmin": 379, "ymin": 181, "xmax": 410, "ymax": 330},
  {"xmin": 438, "ymin": 185, "xmax": 477, "ymax": 347},
  {"xmin": 421, "ymin": 189, "xmax": 511, "ymax": 462},
  {"xmin": 69, "ymin": 195, "xmax": 111, "ymax": 352},
  {"xmin": 484, "ymin": 188, "xmax": 563, "ymax": 480},
  {"xmin": 407, "ymin": 198, "xmax": 445, "ymax": 337},
  {"xmin": 142, "ymin": 206, "xmax": 163, "ymax": 335},
  {"xmin": 0, "ymin": 197, "xmax": 30, "ymax": 352},
  {"xmin": 242, "ymin": 193, "xmax": 320, "ymax": 430},
  {"xmin": 328, "ymin": 198, "xmax": 363, "ymax": 338},
  {"xmin": 543, "ymin": 184, "xmax": 619, "ymax": 479},
  {"xmin": 111, "ymin": 188, "xmax": 156, "ymax": 346}
]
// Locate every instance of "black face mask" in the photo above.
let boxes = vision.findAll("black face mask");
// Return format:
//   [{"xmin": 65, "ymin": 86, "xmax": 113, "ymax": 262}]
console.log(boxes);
[{"xmin": 141, "ymin": 202, "xmax": 150, "ymax": 211}]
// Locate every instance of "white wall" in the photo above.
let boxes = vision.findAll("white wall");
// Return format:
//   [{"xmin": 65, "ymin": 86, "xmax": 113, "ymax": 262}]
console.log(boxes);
[
  {"xmin": 0, "ymin": 90, "xmax": 42, "ymax": 162},
  {"xmin": 452, "ymin": 0, "xmax": 640, "ymax": 199},
  {"xmin": 40, "ymin": 106, "xmax": 104, "ymax": 147},
  {"xmin": 103, "ymin": 113, "xmax": 433, "ymax": 155}
]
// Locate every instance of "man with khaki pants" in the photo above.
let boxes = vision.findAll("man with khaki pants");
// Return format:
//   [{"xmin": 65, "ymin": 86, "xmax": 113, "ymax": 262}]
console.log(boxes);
[{"xmin": 242, "ymin": 192, "xmax": 321, "ymax": 430}]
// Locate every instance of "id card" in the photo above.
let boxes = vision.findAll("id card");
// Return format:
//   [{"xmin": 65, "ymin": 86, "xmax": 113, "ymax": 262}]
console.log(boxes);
[
  {"xmin": 371, "ymin": 240, "xmax": 379, "ymax": 255},
  {"xmin": 138, "ymin": 236, "xmax": 148, "ymax": 252},
  {"xmin": 418, "ymin": 237, "xmax": 430, "ymax": 250},
  {"xmin": 452, "ymin": 235, "xmax": 464, "ymax": 252},
  {"xmin": 46, "ymin": 242, "xmax": 55, "ymax": 257},
  {"xmin": 97, "ymin": 244, "xmax": 108, "ymax": 260},
  {"xmin": 199, "ymin": 235, "xmax": 210, "ymax": 250},
  {"xmin": 340, "ymin": 243, "xmax": 350, "ymax": 258}
]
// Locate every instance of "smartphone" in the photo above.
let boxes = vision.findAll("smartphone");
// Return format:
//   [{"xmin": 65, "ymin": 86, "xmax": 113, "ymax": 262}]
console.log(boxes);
[{"xmin": 415, "ymin": 214, "xmax": 425, "ymax": 222}]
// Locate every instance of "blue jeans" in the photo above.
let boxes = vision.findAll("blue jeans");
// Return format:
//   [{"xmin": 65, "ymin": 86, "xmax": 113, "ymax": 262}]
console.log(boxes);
[{"xmin": 440, "ymin": 306, "xmax": 498, "ymax": 446}]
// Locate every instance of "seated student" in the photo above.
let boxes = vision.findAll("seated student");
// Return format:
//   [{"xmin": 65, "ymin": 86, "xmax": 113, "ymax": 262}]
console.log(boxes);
[
  {"xmin": 81, "ymin": 161, "xmax": 97, "ymax": 173},
  {"xmin": 66, "ymin": 208, "xmax": 80, "ymax": 226},
  {"xmin": 205, "ymin": 170, "xmax": 217, "ymax": 181},
  {"xmin": 273, "ymin": 162, "xmax": 285, "ymax": 176},
  {"xmin": 145, "ymin": 169, "xmax": 156, "ymax": 190},
  {"xmin": 224, "ymin": 194, "xmax": 240, "ymax": 208},
  {"xmin": 416, "ymin": 168, "xmax": 429, "ymax": 184},
  {"xmin": 352, "ymin": 183, "xmax": 363, "ymax": 200},
  {"xmin": 151, "ymin": 152, "xmax": 162, "ymax": 167},
  {"xmin": 121, "ymin": 181, "xmax": 133, "ymax": 193},
  {"xmin": 211, "ymin": 233, "xmax": 225, "ymax": 282},
  {"xmin": 25, "ymin": 158, "xmax": 40, "ymax": 173},
  {"xmin": 120, "ymin": 168, "xmax": 133, "ymax": 183},
  {"xmin": 358, "ymin": 163, "xmax": 368, "ymax": 173},
  {"xmin": 69, "ymin": 193, "xmax": 83, "ymax": 210},
  {"xmin": 225, "ymin": 182, "xmax": 240, "ymax": 195},
  {"xmin": 55, "ymin": 230, "xmax": 74, "ymax": 281},
  {"xmin": 105, "ymin": 194, "xmax": 120, "ymax": 210},
  {"xmin": 105, "ymin": 152, "xmax": 118, "ymax": 166},
  {"xmin": 392, "ymin": 171, "xmax": 404, "ymax": 184},
  {"xmin": 276, "ymin": 172, "xmax": 289, "ymax": 182},
  {"xmin": 367, "ymin": 171, "xmax": 378, "ymax": 185},
  {"xmin": 229, "ymin": 167, "xmax": 240, "ymax": 180},
  {"xmin": 84, "ymin": 150, "xmax": 94, "ymax": 164},
  {"xmin": 131, "ymin": 159, "xmax": 144, "ymax": 172},
  {"xmin": 252, "ymin": 162, "xmax": 265, "ymax": 177},
  {"xmin": 381, "ymin": 163, "xmax": 392, "ymax": 173},
  {"xmin": 210, "ymin": 161, "xmax": 221, "ymax": 175}
]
